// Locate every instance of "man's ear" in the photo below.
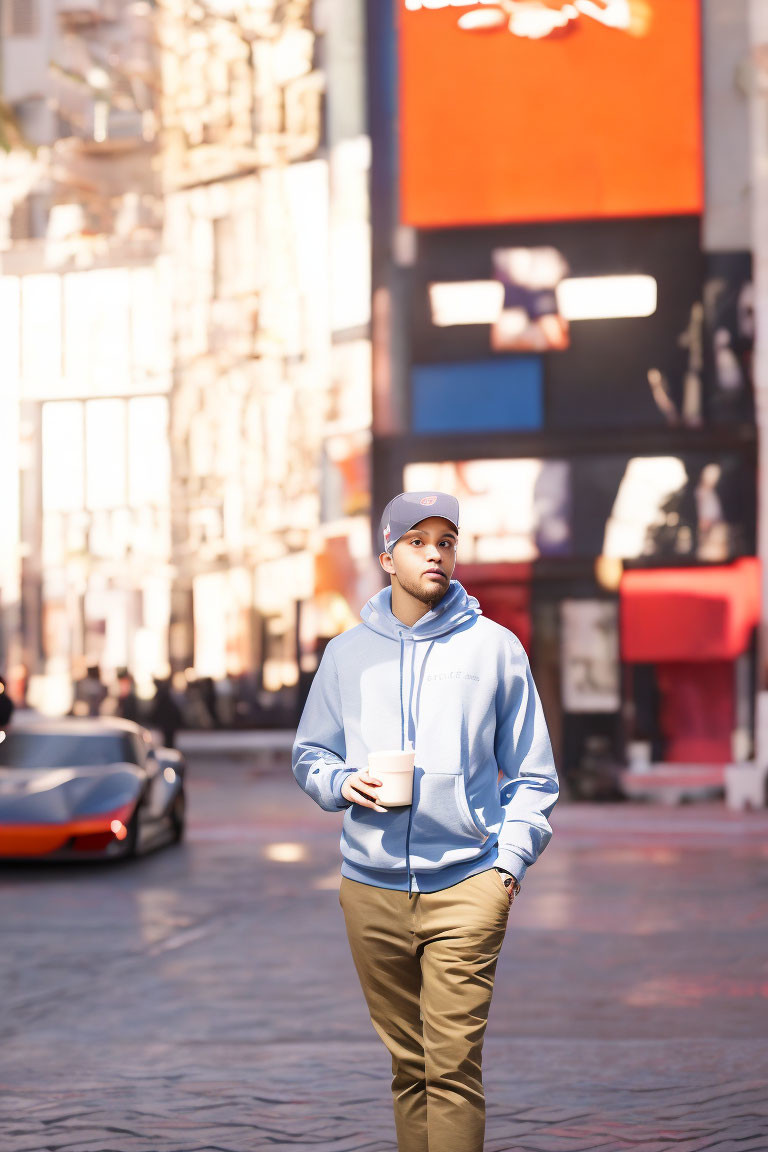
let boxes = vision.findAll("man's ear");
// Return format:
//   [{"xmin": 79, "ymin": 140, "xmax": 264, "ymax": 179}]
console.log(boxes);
[{"xmin": 379, "ymin": 549, "xmax": 395, "ymax": 574}]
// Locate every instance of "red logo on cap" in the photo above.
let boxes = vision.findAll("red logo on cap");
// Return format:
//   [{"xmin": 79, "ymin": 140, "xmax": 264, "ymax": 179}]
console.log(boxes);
[
  {"xmin": 383, "ymin": 522, "xmax": 391, "ymax": 544},
  {"xmin": 420, "ymin": 496, "xmax": 437, "ymax": 506}
]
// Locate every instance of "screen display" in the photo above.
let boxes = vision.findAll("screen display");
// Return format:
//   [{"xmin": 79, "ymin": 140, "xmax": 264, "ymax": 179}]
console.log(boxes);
[
  {"xmin": 404, "ymin": 457, "xmax": 572, "ymax": 561},
  {"xmin": 412, "ymin": 217, "xmax": 704, "ymax": 431},
  {"xmin": 399, "ymin": 1, "xmax": 702, "ymax": 227}
]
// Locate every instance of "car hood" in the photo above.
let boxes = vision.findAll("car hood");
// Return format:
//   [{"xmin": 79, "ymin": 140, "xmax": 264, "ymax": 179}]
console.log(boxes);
[{"xmin": 0, "ymin": 764, "xmax": 144, "ymax": 823}]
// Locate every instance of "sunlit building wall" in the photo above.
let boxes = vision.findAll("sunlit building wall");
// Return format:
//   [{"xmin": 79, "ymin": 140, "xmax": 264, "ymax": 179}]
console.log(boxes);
[
  {"xmin": 158, "ymin": 0, "xmax": 374, "ymax": 712},
  {"xmin": 1, "ymin": 0, "xmax": 374, "ymax": 716},
  {"xmin": 0, "ymin": 0, "xmax": 169, "ymax": 712},
  {"xmin": 0, "ymin": 266, "xmax": 173, "ymax": 710}
]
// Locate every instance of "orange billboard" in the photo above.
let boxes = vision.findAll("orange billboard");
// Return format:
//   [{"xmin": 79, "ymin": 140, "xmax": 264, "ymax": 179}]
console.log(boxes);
[{"xmin": 398, "ymin": 1, "xmax": 703, "ymax": 227}]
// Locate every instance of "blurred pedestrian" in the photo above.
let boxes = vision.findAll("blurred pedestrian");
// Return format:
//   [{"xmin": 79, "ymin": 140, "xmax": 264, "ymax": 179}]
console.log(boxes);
[
  {"xmin": 292, "ymin": 491, "xmax": 559, "ymax": 1152},
  {"xmin": 114, "ymin": 668, "xmax": 141, "ymax": 724},
  {"xmin": 200, "ymin": 676, "xmax": 222, "ymax": 728},
  {"xmin": 0, "ymin": 675, "xmax": 15, "ymax": 730},
  {"xmin": 148, "ymin": 676, "xmax": 183, "ymax": 749},
  {"xmin": 74, "ymin": 664, "xmax": 108, "ymax": 718},
  {"xmin": 183, "ymin": 674, "xmax": 214, "ymax": 728},
  {"xmin": 9, "ymin": 663, "xmax": 28, "ymax": 709}
]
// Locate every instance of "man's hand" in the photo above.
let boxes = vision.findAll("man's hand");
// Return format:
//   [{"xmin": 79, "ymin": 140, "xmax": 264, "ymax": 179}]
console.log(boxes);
[
  {"xmin": 341, "ymin": 770, "xmax": 388, "ymax": 813},
  {"xmin": 495, "ymin": 867, "xmax": 520, "ymax": 905},
  {"xmin": 500, "ymin": 880, "xmax": 517, "ymax": 906}
]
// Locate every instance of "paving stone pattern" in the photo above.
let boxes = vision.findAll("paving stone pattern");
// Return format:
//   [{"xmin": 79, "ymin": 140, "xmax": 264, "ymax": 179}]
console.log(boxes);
[{"xmin": 1, "ymin": 764, "xmax": 767, "ymax": 1152}]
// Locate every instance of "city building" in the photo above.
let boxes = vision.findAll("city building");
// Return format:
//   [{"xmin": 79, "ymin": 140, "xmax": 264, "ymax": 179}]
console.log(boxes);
[
  {"xmin": 2, "ymin": 0, "xmax": 766, "ymax": 805},
  {"xmin": 157, "ymin": 0, "xmax": 374, "ymax": 717},
  {"xmin": 0, "ymin": 0, "xmax": 171, "ymax": 713},
  {"xmin": 0, "ymin": 0, "xmax": 374, "ymax": 719},
  {"xmin": 369, "ymin": 0, "xmax": 760, "ymax": 799}
]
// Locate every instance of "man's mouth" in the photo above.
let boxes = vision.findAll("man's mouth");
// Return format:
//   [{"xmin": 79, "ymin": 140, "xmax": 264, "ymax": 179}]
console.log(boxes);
[{"xmin": 424, "ymin": 569, "xmax": 446, "ymax": 580}]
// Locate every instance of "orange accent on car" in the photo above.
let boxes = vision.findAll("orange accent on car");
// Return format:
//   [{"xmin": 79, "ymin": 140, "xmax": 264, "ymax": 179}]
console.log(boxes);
[{"xmin": 0, "ymin": 802, "xmax": 135, "ymax": 857}]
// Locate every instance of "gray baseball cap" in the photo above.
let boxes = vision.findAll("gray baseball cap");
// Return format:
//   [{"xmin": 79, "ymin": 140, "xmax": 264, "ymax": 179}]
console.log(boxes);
[{"xmin": 379, "ymin": 491, "xmax": 460, "ymax": 555}]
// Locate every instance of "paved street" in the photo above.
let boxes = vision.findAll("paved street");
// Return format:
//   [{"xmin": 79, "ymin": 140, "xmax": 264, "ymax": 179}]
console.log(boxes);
[{"xmin": 1, "ymin": 755, "xmax": 768, "ymax": 1152}]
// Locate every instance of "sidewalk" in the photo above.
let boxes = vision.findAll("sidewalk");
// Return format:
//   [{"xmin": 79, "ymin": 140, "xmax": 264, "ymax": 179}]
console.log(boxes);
[
  {"xmin": 2, "ymin": 768, "xmax": 767, "ymax": 1151},
  {"xmin": 176, "ymin": 727, "xmax": 295, "ymax": 762}
]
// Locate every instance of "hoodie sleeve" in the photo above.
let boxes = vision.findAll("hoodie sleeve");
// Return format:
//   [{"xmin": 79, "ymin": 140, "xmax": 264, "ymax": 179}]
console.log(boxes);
[
  {"xmin": 292, "ymin": 641, "xmax": 357, "ymax": 812},
  {"xmin": 493, "ymin": 636, "xmax": 559, "ymax": 883}
]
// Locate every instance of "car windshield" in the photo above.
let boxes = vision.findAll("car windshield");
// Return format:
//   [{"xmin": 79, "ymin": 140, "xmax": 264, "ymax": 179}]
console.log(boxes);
[{"xmin": 0, "ymin": 732, "xmax": 139, "ymax": 769}]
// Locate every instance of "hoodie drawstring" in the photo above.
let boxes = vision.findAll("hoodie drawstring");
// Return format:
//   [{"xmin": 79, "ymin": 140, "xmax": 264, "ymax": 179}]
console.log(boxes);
[
  {"xmin": 415, "ymin": 639, "xmax": 436, "ymax": 727},
  {"xmin": 401, "ymin": 635, "xmax": 437, "ymax": 899},
  {"xmin": 398, "ymin": 637, "xmax": 405, "ymax": 751},
  {"xmin": 398, "ymin": 633, "xmax": 414, "ymax": 897}
]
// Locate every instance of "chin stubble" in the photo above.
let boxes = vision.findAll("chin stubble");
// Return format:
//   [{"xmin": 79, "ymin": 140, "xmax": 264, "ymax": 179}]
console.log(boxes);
[{"xmin": 402, "ymin": 574, "xmax": 447, "ymax": 607}]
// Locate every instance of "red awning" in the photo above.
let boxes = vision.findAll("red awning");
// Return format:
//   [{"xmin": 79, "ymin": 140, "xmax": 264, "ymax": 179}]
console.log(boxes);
[{"xmin": 620, "ymin": 557, "xmax": 760, "ymax": 663}]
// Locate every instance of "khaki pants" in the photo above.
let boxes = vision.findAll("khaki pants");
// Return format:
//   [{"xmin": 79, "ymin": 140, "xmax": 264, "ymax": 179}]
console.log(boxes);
[{"xmin": 339, "ymin": 868, "xmax": 510, "ymax": 1152}]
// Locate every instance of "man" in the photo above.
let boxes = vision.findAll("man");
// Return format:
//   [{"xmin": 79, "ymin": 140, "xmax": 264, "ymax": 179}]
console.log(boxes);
[{"xmin": 292, "ymin": 491, "xmax": 558, "ymax": 1152}]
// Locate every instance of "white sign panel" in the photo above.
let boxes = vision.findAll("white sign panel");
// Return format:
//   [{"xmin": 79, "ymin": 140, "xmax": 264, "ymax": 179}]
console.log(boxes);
[{"xmin": 561, "ymin": 599, "xmax": 620, "ymax": 713}]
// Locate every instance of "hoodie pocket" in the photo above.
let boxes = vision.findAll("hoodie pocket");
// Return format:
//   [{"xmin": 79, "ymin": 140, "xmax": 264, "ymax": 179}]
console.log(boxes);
[
  {"xmin": 341, "ymin": 804, "xmax": 410, "ymax": 872},
  {"xmin": 408, "ymin": 769, "xmax": 489, "ymax": 871}
]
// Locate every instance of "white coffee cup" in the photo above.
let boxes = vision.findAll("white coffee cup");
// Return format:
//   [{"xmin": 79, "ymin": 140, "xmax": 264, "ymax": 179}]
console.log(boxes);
[{"xmin": 368, "ymin": 747, "xmax": 416, "ymax": 807}]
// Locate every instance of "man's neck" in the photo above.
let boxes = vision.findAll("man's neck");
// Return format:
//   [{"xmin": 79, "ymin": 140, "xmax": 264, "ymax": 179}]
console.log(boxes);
[{"xmin": 390, "ymin": 583, "xmax": 444, "ymax": 628}]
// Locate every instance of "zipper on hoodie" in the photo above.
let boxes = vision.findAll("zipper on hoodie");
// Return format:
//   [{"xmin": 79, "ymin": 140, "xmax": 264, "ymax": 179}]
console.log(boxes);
[{"xmin": 405, "ymin": 794, "xmax": 415, "ymax": 898}]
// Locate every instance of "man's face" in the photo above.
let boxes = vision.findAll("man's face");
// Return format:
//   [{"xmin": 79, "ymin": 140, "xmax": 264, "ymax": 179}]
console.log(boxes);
[{"xmin": 380, "ymin": 516, "xmax": 458, "ymax": 607}]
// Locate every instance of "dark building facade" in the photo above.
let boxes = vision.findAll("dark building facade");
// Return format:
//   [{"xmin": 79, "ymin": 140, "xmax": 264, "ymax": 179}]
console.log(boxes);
[{"xmin": 367, "ymin": 0, "xmax": 758, "ymax": 798}]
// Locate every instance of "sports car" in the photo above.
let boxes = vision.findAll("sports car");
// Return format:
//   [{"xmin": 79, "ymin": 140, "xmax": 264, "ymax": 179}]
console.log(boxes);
[{"xmin": 0, "ymin": 718, "xmax": 186, "ymax": 860}]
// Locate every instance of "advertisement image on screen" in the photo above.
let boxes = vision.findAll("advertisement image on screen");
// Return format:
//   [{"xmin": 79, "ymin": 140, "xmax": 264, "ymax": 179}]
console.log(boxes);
[
  {"xmin": 404, "ymin": 457, "xmax": 572, "ymax": 562},
  {"xmin": 561, "ymin": 599, "xmax": 620, "ymax": 714},
  {"xmin": 399, "ymin": 1, "xmax": 702, "ymax": 227},
  {"xmin": 427, "ymin": 246, "xmax": 571, "ymax": 349},
  {"xmin": 491, "ymin": 247, "xmax": 570, "ymax": 351},
  {"xmin": 413, "ymin": 217, "xmax": 704, "ymax": 430}
]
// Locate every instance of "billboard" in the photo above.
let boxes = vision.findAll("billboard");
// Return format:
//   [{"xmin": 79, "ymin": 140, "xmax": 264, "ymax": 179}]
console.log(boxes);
[
  {"xmin": 399, "ymin": 1, "xmax": 702, "ymax": 227},
  {"xmin": 411, "ymin": 216, "xmax": 704, "ymax": 430},
  {"xmin": 404, "ymin": 457, "xmax": 572, "ymax": 561},
  {"xmin": 399, "ymin": 449, "xmax": 755, "ymax": 565}
]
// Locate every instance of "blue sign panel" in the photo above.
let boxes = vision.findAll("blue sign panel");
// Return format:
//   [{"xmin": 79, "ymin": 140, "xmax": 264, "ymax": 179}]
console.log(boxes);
[{"xmin": 412, "ymin": 358, "xmax": 543, "ymax": 434}]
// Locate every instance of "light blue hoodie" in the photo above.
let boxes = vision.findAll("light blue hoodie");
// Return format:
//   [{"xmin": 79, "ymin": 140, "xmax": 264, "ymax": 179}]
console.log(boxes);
[{"xmin": 292, "ymin": 579, "xmax": 558, "ymax": 894}]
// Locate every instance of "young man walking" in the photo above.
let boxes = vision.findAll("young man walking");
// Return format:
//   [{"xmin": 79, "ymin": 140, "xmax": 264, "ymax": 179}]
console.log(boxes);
[{"xmin": 292, "ymin": 491, "xmax": 558, "ymax": 1152}]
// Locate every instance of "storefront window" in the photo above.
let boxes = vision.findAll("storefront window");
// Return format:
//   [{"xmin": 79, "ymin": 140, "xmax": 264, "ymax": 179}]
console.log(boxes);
[
  {"xmin": 23, "ymin": 275, "xmax": 61, "ymax": 388},
  {"xmin": 603, "ymin": 457, "xmax": 688, "ymax": 559},
  {"xmin": 86, "ymin": 399, "xmax": 127, "ymax": 510},
  {"xmin": 0, "ymin": 277, "xmax": 20, "ymax": 381},
  {"xmin": 42, "ymin": 400, "xmax": 83, "ymax": 512},
  {"xmin": 129, "ymin": 396, "xmax": 169, "ymax": 506}
]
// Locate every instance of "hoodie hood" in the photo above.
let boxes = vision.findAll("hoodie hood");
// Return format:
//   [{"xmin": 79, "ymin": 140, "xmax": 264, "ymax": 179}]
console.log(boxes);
[{"xmin": 360, "ymin": 579, "xmax": 482, "ymax": 642}]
